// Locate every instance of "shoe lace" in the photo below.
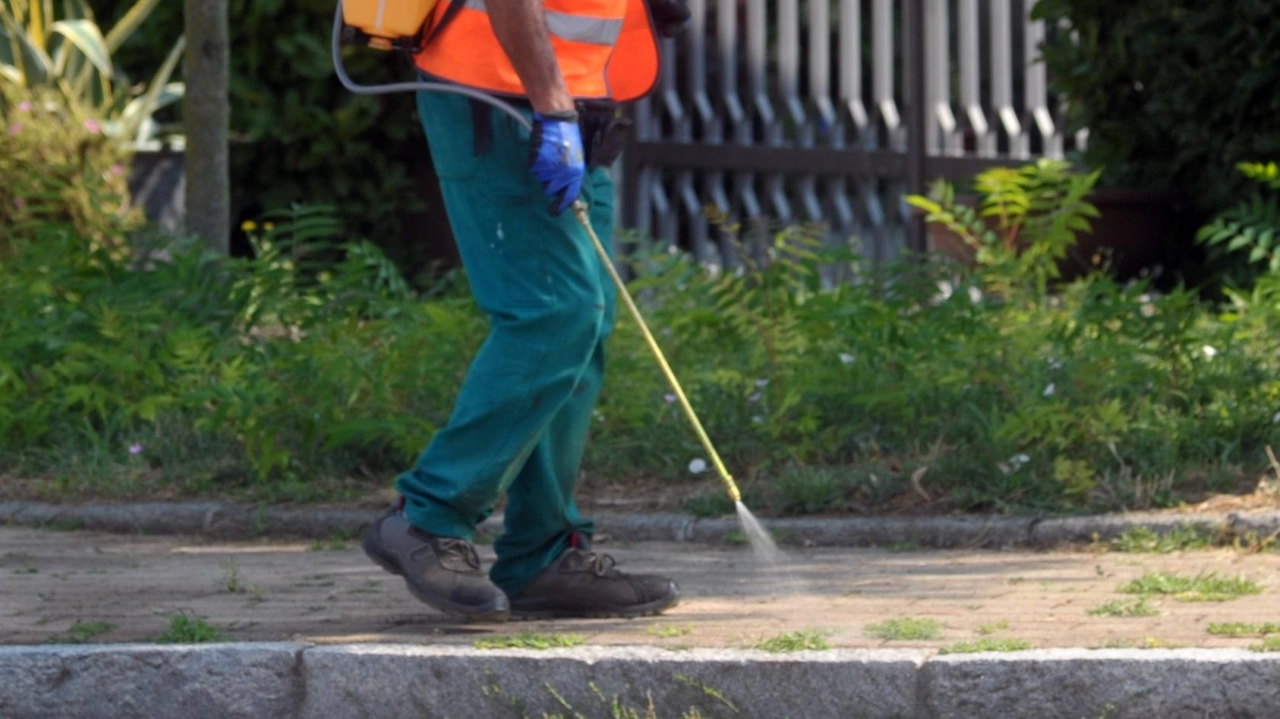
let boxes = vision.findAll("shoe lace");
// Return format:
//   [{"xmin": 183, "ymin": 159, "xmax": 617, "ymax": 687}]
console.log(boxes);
[
  {"xmin": 566, "ymin": 549, "xmax": 620, "ymax": 577},
  {"xmin": 418, "ymin": 537, "xmax": 480, "ymax": 571}
]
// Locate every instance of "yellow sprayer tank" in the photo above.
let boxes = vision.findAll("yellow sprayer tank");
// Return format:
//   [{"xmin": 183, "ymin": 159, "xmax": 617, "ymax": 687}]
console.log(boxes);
[{"xmin": 342, "ymin": 0, "xmax": 439, "ymax": 49}]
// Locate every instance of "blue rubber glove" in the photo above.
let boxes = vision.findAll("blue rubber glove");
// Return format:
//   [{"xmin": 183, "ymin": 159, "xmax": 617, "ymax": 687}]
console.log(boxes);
[{"xmin": 529, "ymin": 111, "xmax": 585, "ymax": 215}]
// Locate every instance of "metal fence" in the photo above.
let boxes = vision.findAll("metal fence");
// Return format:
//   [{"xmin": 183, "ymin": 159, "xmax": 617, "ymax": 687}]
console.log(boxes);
[{"xmin": 618, "ymin": 0, "xmax": 1081, "ymax": 266}]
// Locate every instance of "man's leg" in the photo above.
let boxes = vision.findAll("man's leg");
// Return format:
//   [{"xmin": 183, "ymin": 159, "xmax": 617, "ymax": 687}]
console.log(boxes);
[{"xmin": 487, "ymin": 166, "xmax": 617, "ymax": 597}]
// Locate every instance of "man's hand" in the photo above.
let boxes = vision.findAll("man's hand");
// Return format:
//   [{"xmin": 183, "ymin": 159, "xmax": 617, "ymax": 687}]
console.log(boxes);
[{"xmin": 529, "ymin": 111, "xmax": 585, "ymax": 215}]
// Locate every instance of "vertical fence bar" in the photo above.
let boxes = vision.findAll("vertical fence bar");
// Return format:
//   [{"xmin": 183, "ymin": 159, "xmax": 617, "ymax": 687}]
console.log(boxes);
[
  {"xmin": 873, "ymin": 0, "xmax": 900, "ymax": 149},
  {"xmin": 1024, "ymin": 2, "xmax": 1061, "ymax": 158},
  {"xmin": 924, "ymin": 0, "xmax": 956, "ymax": 156},
  {"xmin": 959, "ymin": 0, "xmax": 992, "ymax": 156},
  {"xmin": 904, "ymin": 0, "xmax": 927, "ymax": 254},
  {"xmin": 991, "ymin": 0, "xmax": 1025, "ymax": 158}
]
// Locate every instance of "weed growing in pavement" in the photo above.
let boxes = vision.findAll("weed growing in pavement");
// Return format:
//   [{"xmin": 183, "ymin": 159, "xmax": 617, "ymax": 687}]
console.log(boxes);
[
  {"xmin": 473, "ymin": 632, "xmax": 585, "ymax": 650},
  {"xmin": 939, "ymin": 638, "xmax": 1032, "ymax": 654},
  {"xmin": 752, "ymin": 630, "xmax": 833, "ymax": 652},
  {"xmin": 1088, "ymin": 597, "xmax": 1160, "ymax": 618},
  {"xmin": 1119, "ymin": 571, "xmax": 1263, "ymax": 602},
  {"xmin": 222, "ymin": 558, "xmax": 244, "ymax": 593},
  {"xmin": 674, "ymin": 674, "xmax": 738, "ymax": 713},
  {"xmin": 865, "ymin": 618, "xmax": 944, "ymax": 641},
  {"xmin": 888, "ymin": 539, "xmax": 925, "ymax": 553},
  {"xmin": 308, "ymin": 532, "xmax": 353, "ymax": 551},
  {"xmin": 49, "ymin": 620, "xmax": 115, "ymax": 644},
  {"xmin": 1109, "ymin": 525, "xmax": 1216, "ymax": 553},
  {"xmin": 1252, "ymin": 636, "xmax": 1280, "ymax": 652},
  {"xmin": 155, "ymin": 614, "xmax": 223, "ymax": 644},
  {"xmin": 1206, "ymin": 622, "xmax": 1280, "ymax": 636},
  {"xmin": 648, "ymin": 624, "xmax": 694, "ymax": 639},
  {"xmin": 977, "ymin": 619, "xmax": 1010, "ymax": 635},
  {"xmin": 13, "ymin": 566, "xmax": 38, "ymax": 575}
]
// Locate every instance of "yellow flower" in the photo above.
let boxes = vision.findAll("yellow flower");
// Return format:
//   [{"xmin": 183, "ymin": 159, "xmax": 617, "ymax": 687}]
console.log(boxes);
[
  {"xmin": 241, "ymin": 220, "xmax": 258, "ymax": 232},
  {"xmin": 263, "ymin": 222, "xmax": 275, "ymax": 231}
]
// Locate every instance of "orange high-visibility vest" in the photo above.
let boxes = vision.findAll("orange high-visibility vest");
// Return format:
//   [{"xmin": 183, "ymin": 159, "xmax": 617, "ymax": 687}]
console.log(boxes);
[{"xmin": 414, "ymin": 0, "xmax": 659, "ymax": 102}]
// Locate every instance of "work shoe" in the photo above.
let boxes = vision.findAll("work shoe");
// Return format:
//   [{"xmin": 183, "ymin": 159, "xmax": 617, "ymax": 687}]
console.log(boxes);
[
  {"xmin": 509, "ymin": 537, "xmax": 680, "ymax": 619},
  {"xmin": 361, "ymin": 498, "xmax": 510, "ymax": 622}
]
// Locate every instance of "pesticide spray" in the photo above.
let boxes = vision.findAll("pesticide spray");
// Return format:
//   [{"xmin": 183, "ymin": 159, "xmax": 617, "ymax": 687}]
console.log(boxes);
[{"xmin": 332, "ymin": 0, "xmax": 781, "ymax": 564}]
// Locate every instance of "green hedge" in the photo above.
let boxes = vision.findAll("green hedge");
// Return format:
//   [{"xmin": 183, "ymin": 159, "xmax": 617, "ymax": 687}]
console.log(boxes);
[{"xmin": 1034, "ymin": 0, "xmax": 1280, "ymax": 215}]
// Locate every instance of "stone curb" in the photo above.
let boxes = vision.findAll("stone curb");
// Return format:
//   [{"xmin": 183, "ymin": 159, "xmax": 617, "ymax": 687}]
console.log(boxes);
[
  {"xmin": 2, "ymin": 501, "xmax": 1278, "ymax": 548},
  {"xmin": 3, "ymin": 644, "xmax": 1277, "ymax": 719}
]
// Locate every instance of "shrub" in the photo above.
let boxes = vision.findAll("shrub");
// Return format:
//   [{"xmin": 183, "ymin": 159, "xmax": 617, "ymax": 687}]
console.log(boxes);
[
  {"xmin": 1033, "ymin": 0, "xmax": 1280, "ymax": 216},
  {"xmin": 0, "ymin": 85, "xmax": 138, "ymax": 254}
]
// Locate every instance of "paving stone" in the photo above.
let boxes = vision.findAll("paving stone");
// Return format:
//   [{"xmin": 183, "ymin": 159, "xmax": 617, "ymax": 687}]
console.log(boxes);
[
  {"xmin": 300, "ymin": 645, "xmax": 926, "ymax": 719},
  {"xmin": 0, "ymin": 643, "xmax": 303, "ymax": 719},
  {"xmin": 921, "ymin": 649, "xmax": 1280, "ymax": 719}
]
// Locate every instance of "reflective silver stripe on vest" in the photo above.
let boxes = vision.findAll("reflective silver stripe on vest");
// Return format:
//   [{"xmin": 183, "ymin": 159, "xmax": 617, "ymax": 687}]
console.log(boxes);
[{"xmin": 461, "ymin": 0, "xmax": 623, "ymax": 46}]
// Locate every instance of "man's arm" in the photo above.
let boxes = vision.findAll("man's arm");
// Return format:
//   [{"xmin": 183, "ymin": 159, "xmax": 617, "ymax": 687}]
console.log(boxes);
[{"xmin": 487, "ymin": 0, "xmax": 575, "ymax": 115}]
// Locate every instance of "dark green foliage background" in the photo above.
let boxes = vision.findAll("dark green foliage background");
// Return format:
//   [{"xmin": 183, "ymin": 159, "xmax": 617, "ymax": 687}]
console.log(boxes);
[
  {"xmin": 89, "ymin": 0, "xmax": 453, "ymax": 277},
  {"xmin": 1034, "ymin": 0, "xmax": 1280, "ymax": 215}
]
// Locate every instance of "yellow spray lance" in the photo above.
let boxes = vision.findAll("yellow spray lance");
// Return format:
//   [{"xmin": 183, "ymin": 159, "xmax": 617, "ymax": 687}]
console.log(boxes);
[{"xmin": 332, "ymin": 0, "xmax": 742, "ymax": 505}]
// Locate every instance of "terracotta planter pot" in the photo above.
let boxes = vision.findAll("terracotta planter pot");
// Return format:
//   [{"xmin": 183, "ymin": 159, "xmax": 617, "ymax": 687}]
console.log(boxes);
[{"xmin": 925, "ymin": 188, "xmax": 1188, "ymax": 282}]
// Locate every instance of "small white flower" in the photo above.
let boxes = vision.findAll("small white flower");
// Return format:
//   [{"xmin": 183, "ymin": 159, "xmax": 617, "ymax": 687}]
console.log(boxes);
[
  {"xmin": 688, "ymin": 458, "xmax": 708, "ymax": 474},
  {"xmin": 664, "ymin": 393, "xmax": 677, "ymax": 404},
  {"xmin": 1141, "ymin": 303, "xmax": 1157, "ymax": 318},
  {"xmin": 755, "ymin": 378, "xmax": 769, "ymax": 388},
  {"xmin": 593, "ymin": 410, "xmax": 605, "ymax": 423},
  {"xmin": 839, "ymin": 353, "xmax": 856, "ymax": 366},
  {"xmin": 751, "ymin": 415, "xmax": 764, "ymax": 425},
  {"xmin": 1043, "ymin": 383, "xmax": 1056, "ymax": 398},
  {"xmin": 967, "ymin": 286, "xmax": 983, "ymax": 304},
  {"xmin": 1138, "ymin": 294, "xmax": 1152, "ymax": 304},
  {"xmin": 934, "ymin": 280, "xmax": 954, "ymax": 302},
  {"xmin": 1202, "ymin": 345, "xmax": 1218, "ymax": 358},
  {"xmin": 748, "ymin": 392, "xmax": 762, "ymax": 403},
  {"xmin": 1273, "ymin": 411, "xmax": 1280, "ymax": 425},
  {"xmin": 1047, "ymin": 357, "xmax": 1062, "ymax": 371}
]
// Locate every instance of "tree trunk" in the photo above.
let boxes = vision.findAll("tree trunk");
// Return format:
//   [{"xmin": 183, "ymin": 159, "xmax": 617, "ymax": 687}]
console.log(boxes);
[{"xmin": 183, "ymin": 0, "xmax": 230, "ymax": 254}]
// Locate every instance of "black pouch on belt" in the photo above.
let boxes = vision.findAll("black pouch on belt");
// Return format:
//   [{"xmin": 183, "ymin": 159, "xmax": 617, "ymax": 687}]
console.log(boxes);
[{"xmin": 578, "ymin": 100, "xmax": 633, "ymax": 169}]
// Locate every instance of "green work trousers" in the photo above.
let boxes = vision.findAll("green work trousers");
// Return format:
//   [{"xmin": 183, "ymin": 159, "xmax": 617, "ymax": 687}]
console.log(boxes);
[{"xmin": 396, "ymin": 90, "xmax": 617, "ymax": 598}]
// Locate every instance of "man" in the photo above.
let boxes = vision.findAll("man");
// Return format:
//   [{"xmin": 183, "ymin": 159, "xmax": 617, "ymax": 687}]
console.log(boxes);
[{"xmin": 361, "ymin": 0, "xmax": 691, "ymax": 621}]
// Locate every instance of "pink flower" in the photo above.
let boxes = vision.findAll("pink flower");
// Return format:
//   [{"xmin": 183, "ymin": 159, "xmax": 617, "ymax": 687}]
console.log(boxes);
[
  {"xmin": 83, "ymin": 118, "xmax": 101, "ymax": 134},
  {"xmin": 128, "ymin": 443, "xmax": 144, "ymax": 455},
  {"xmin": 7, "ymin": 123, "xmax": 20, "ymax": 135},
  {"xmin": 663, "ymin": 393, "xmax": 677, "ymax": 404},
  {"xmin": 17, "ymin": 101, "xmax": 32, "ymax": 112},
  {"xmin": 110, "ymin": 164, "xmax": 124, "ymax": 176},
  {"xmin": 13, "ymin": 198, "xmax": 24, "ymax": 210}
]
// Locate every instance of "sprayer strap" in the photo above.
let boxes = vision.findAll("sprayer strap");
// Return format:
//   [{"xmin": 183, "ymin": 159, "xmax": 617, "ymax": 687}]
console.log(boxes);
[{"xmin": 421, "ymin": 0, "xmax": 468, "ymax": 48}]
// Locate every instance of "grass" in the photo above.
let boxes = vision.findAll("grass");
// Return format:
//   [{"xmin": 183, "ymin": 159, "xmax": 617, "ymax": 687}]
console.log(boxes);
[
  {"xmin": 977, "ymin": 619, "xmax": 1010, "ymax": 635},
  {"xmin": 648, "ymin": 624, "xmax": 694, "ymax": 639},
  {"xmin": 752, "ymin": 630, "xmax": 832, "ymax": 652},
  {"xmin": 50, "ymin": 620, "xmax": 115, "ymax": 644},
  {"xmin": 1118, "ymin": 571, "xmax": 1264, "ymax": 602},
  {"xmin": 939, "ymin": 638, "xmax": 1032, "ymax": 654},
  {"xmin": 1252, "ymin": 636, "xmax": 1280, "ymax": 652},
  {"xmin": 222, "ymin": 558, "xmax": 243, "ymax": 593},
  {"xmin": 1101, "ymin": 637, "xmax": 1183, "ymax": 649},
  {"xmin": 865, "ymin": 617, "xmax": 944, "ymax": 641},
  {"xmin": 473, "ymin": 632, "xmax": 585, "ymax": 650},
  {"xmin": 1206, "ymin": 622, "xmax": 1280, "ymax": 636},
  {"xmin": 308, "ymin": 533, "xmax": 352, "ymax": 551},
  {"xmin": 13, "ymin": 566, "xmax": 38, "ymax": 574},
  {"xmin": 1109, "ymin": 525, "xmax": 1216, "ymax": 553},
  {"xmin": 155, "ymin": 614, "xmax": 223, "ymax": 644},
  {"xmin": 1088, "ymin": 597, "xmax": 1160, "ymax": 618}
]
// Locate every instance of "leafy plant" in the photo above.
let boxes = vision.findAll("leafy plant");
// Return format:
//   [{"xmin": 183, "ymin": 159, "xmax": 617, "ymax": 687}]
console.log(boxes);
[
  {"xmin": 1088, "ymin": 597, "xmax": 1159, "ymax": 618},
  {"xmin": 939, "ymin": 638, "xmax": 1032, "ymax": 654},
  {"xmin": 906, "ymin": 159, "xmax": 1102, "ymax": 294},
  {"xmin": 1118, "ymin": 571, "xmax": 1263, "ymax": 602},
  {"xmin": 155, "ymin": 613, "xmax": 222, "ymax": 643},
  {"xmin": 865, "ymin": 618, "xmax": 944, "ymax": 641},
  {"xmin": 473, "ymin": 632, "xmax": 585, "ymax": 650},
  {"xmin": 752, "ymin": 630, "xmax": 832, "ymax": 652},
  {"xmin": 0, "ymin": 0, "xmax": 183, "ymax": 147},
  {"xmin": 1197, "ymin": 162, "xmax": 1280, "ymax": 277},
  {"xmin": 1110, "ymin": 524, "xmax": 1215, "ymax": 553},
  {"xmin": 1206, "ymin": 622, "xmax": 1280, "ymax": 637}
]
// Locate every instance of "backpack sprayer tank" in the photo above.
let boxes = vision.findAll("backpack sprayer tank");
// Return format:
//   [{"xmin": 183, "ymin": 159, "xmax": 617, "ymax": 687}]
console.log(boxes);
[{"xmin": 340, "ymin": 0, "xmax": 437, "ymax": 51}]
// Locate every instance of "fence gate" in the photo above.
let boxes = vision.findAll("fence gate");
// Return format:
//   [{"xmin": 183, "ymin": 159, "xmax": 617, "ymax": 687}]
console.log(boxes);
[{"xmin": 618, "ymin": 0, "xmax": 1080, "ymax": 266}]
